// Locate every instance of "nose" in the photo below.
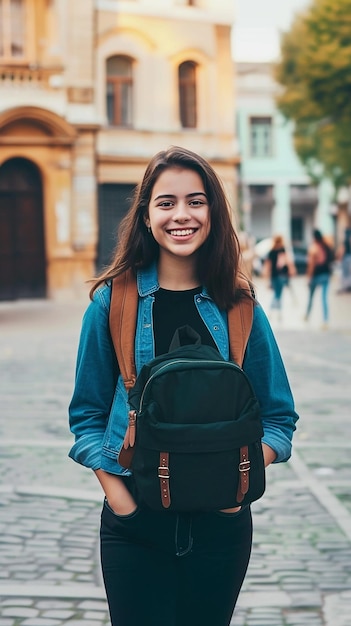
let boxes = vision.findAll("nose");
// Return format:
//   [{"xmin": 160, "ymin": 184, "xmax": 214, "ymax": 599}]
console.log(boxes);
[{"xmin": 173, "ymin": 200, "xmax": 190, "ymax": 222}]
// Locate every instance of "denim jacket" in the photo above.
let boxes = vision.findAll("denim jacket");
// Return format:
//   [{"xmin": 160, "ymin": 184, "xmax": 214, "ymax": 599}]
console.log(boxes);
[{"xmin": 69, "ymin": 263, "xmax": 299, "ymax": 475}]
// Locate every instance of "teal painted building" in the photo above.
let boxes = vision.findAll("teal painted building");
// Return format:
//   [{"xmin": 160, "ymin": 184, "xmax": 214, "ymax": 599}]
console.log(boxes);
[{"xmin": 236, "ymin": 62, "xmax": 335, "ymax": 247}]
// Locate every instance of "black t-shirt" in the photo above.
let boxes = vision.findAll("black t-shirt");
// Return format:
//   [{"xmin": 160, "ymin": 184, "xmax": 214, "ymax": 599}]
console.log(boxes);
[
  {"xmin": 268, "ymin": 247, "xmax": 289, "ymax": 277},
  {"xmin": 313, "ymin": 243, "xmax": 333, "ymax": 276},
  {"xmin": 153, "ymin": 287, "xmax": 218, "ymax": 356}
]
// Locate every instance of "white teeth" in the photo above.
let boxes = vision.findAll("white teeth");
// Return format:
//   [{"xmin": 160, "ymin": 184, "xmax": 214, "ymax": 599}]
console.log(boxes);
[{"xmin": 169, "ymin": 229, "xmax": 195, "ymax": 236}]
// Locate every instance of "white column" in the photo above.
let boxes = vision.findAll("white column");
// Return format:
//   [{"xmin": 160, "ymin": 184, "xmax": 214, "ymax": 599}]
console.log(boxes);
[
  {"xmin": 272, "ymin": 181, "xmax": 291, "ymax": 244},
  {"xmin": 316, "ymin": 178, "xmax": 335, "ymax": 236}
]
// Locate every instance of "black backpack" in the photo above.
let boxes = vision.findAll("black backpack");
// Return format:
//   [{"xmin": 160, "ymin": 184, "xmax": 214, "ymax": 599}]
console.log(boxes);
[{"xmin": 110, "ymin": 271, "xmax": 265, "ymax": 512}]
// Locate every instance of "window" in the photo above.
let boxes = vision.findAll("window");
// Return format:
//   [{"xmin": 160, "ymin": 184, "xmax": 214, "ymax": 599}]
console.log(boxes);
[
  {"xmin": 178, "ymin": 61, "xmax": 197, "ymax": 128},
  {"xmin": 0, "ymin": 0, "xmax": 25, "ymax": 59},
  {"xmin": 250, "ymin": 117, "xmax": 273, "ymax": 158},
  {"xmin": 106, "ymin": 55, "xmax": 133, "ymax": 127}
]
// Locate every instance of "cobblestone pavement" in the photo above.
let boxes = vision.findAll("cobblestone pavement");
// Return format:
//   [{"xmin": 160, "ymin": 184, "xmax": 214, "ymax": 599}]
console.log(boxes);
[{"xmin": 0, "ymin": 275, "xmax": 351, "ymax": 626}]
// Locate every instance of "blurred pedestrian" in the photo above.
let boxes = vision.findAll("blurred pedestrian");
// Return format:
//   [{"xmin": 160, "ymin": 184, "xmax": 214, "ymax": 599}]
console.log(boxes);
[
  {"xmin": 68, "ymin": 146, "xmax": 298, "ymax": 626},
  {"xmin": 337, "ymin": 227, "xmax": 351, "ymax": 293},
  {"xmin": 304, "ymin": 229, "xmax": 334, "ymax": 329},
  {"xmin": 264, "ymin": 234, "xmax": 296, "ymax": 320}
]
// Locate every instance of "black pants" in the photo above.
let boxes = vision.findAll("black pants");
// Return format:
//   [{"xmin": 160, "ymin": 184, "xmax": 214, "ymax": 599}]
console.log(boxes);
[{"xmin": 100, "ymin": 480, "xmax": 252, "ymax": 626}]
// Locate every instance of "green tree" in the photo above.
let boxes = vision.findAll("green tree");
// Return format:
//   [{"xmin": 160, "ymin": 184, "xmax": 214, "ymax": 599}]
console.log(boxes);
[{"xmin": 275, "ymin": 0, "xmax": 351, "ymax": 188}]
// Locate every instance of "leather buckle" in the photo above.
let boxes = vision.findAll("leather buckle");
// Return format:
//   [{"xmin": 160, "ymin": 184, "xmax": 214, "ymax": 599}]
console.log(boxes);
[
  {"xmin": 159, "ymin": 452, "xmax": 171, "ymax": 508},
  {"xmin": 239, "ymin": 460, "xmax": 250, "ymax": 472},
  {"xmin": 158, "ymin": 466, "xmax": 170, "ymax": 479}
]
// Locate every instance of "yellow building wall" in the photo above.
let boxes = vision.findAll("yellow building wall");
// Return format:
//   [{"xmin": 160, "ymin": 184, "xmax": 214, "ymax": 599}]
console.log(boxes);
[{"xmin": 0, "ymin": 0, "xmax": 238, "ymax": 299}]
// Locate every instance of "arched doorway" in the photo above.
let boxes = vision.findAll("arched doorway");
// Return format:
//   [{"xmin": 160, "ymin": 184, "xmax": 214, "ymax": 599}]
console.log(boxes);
[{"xmin": 0, "ymin": 158, "xmax": 46, "ymax": 300}]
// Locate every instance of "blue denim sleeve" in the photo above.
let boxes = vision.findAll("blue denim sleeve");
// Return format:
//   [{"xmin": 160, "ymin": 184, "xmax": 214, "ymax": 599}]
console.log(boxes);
[
  {"xmin": 243, "ymin": 303, "xmax": 299, "ymax": 463},
  {"xmin": 68, "ymin": 285, "xmax": 119, "ymax": 469}
]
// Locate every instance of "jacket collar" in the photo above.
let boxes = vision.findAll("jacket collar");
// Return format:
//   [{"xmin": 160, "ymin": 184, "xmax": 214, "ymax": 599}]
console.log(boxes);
[
  {"xmin": 137, "ymin": 262, "xmax": 159, "ymax": 296},
  {"xmin": 136, "ymin": 262, "xmax": 211, "ymax": 299}
]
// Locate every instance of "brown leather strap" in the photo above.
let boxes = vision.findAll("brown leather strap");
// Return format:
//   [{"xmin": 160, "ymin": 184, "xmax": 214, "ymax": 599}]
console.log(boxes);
[
  {"xmin": 118, "ymin": 442, "xmax": 135, "ymax": 469},
  {"xmin": 236, "ymin": 445, "xmax": 250, "ymax": 503},
  {"xmin": 228, "ymin": 278, "xmax": 253, "ymax": 367},
  {"xmin": 158, "ymin": 452, "xmax": 171, "ymax": 509},
  {"xmin": 118, "ymin": 410, "xmax": 137, "ymax": 469},
  {"xmin": 110, "ymin": 270, "xmax": 138, "ymax": 390}
]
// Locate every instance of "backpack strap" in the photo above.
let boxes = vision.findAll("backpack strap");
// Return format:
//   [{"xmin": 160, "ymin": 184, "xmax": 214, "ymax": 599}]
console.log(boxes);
[
  {"xmin": 227, "ymin": 277, "xmax": 254, "ymax": 505},
  {"xmin": 109, "ymin": 269, "xmax": 138, "ymax": 391},
  {"xmin": 227, "ymin": 277, "xmax": 254, "ymax": 367},
  {"xmin": 110, "ymin": 271, "xmax": 139, "ymax": 469}
]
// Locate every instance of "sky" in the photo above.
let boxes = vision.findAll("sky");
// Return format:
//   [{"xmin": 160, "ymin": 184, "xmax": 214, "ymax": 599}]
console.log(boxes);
[{"xmin": 233, "ymin": 0, "xmax": 311, "ymax": 62}]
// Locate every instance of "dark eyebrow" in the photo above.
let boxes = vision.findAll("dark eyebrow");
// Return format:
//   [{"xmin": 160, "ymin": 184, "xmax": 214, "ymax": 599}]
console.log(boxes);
[
  {"xmin": 187, "ymin": 192, "xmax": 207, "ymax": 199},
  {"xmin": 153, "ymin": 192, "xmax": 207, "ymax": 201}
]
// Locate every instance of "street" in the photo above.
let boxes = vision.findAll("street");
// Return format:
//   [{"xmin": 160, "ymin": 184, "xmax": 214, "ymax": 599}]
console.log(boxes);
[{"xmin": 0, "ymin": 274, "xmax": 351, "ymax": 626}]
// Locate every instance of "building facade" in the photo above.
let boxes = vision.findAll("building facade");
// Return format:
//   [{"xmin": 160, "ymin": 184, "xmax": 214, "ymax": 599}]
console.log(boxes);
[
  {"xmin": 0, "ymin": 0, "xmax": 237, "ymax": 300},
  {"xmin": 236, "ymin": 62, "xmax": 336, "ymax": 248}
]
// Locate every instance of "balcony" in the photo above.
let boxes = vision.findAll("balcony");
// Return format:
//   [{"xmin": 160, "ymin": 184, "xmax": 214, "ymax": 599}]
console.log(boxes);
[
  {"xmin": 290, "ymin": 185, "xmax": 318, "ymax": 205},
  {"xmin": 0, "ymin": 64, "xmax": 64, "ymax": 90},
  {"xmin": 249, "ymin": 185, "xmax": 274, "ymax": 206}
]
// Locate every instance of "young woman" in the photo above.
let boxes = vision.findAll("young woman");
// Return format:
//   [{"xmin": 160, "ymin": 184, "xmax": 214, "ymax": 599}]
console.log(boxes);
[
  {"xmin": 264, "ymin": 234, "xmax": 296, "ymax": 319},
  {"xmin": 69, "ymin": 146, "xmax": 299, "ymax": 626},
  {"xmin": 305, "ymin": 228, "xmax": 334, "ymax": 328}
]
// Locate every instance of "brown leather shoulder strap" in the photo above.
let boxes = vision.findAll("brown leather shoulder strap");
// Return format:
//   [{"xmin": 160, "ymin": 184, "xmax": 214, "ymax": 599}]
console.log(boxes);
[
  {"xmin": 228, "ymin": 278, "xmax": 254, "ymax": 367},
  {"xmin": 109, "ymin": 270, "xmax": 138, "ymax": 390}
]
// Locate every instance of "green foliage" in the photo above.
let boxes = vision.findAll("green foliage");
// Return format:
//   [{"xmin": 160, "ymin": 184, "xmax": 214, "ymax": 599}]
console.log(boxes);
[{"xmin": 275, "ymin": 0, "xmax": 351, "ymax": 186}]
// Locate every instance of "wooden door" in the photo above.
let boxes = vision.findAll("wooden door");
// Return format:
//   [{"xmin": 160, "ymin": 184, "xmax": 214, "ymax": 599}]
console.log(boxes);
[{"xmin": 0, "ymin": 158, "xmax": 46, "ymax": 300}]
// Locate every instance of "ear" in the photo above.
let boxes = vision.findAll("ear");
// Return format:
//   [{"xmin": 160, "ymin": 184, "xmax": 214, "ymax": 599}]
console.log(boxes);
[{"xmin": 144, "ymin": 216, "xmax": 150, "ymax": 228}]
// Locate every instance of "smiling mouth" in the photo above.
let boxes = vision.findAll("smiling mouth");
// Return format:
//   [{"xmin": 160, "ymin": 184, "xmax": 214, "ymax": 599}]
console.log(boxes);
[{"xmin": 168, "ymin": 228, "xmax": 197, "ymax": 236}]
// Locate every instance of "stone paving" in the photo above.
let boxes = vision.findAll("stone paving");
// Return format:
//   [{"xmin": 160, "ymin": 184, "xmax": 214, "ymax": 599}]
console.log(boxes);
[{"xmin": 0, "ymin": 274, "xmax": 351, "ymax": 625}]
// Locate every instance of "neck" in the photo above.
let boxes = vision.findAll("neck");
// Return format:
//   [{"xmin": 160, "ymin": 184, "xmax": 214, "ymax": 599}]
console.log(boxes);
[{"xmin": 157, "ymin": 254, "xmax": 200, "ymax": 291}]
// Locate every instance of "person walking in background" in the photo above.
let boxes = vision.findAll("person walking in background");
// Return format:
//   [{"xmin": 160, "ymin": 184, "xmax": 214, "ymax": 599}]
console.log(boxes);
[
  {"xmin": 68, "ymin": 146, "xmax": 298, "ymax": 626},
  {"xmin": 264, "ymin": 234, "xmax": 296, "ymax": 321},
  {"xmin": 337, "ymin": 227, "xmax": 351, "ymax": 293},
  {"xmin": 304, "ymin": 229, "xmax": 334, "ymax": 329}
]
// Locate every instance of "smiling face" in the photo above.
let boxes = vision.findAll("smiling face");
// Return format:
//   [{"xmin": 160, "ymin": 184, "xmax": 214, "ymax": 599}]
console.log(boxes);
[{"xmin": 145, "ymin": 167, "xmax": 211, "ymax": 266}]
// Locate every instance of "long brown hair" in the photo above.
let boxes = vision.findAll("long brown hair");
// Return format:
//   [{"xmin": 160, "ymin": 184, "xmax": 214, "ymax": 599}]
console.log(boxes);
[{"xmin": 90, "ymin": 146, "xmax": 249, "ymax": 310}]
